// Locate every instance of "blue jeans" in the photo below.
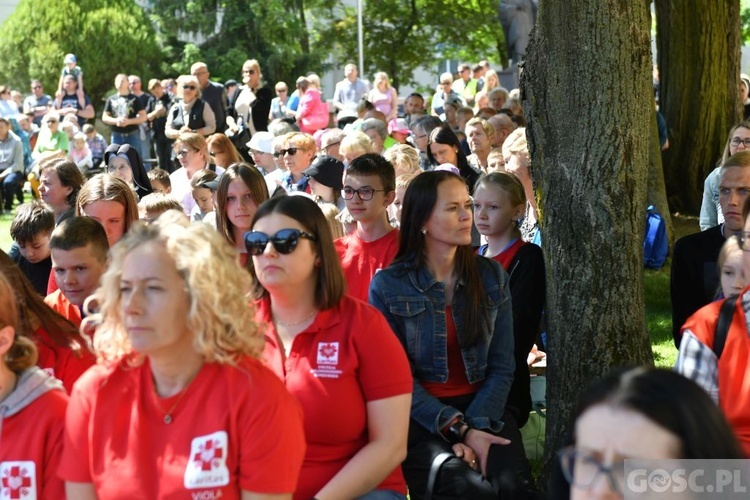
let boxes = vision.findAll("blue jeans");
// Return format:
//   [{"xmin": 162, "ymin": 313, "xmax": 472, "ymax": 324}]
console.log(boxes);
[
  {"xmin": 2, "ymin": 171, "xmax": 24, "ymax": 211},
  {"xmin": 111, "ymin": 130, "xmax": 143, "ymax": 158}
]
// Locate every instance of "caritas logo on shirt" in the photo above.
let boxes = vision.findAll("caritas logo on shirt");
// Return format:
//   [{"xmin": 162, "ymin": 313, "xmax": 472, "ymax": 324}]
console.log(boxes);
[
  {"xmin": 1, "ymin": 461, "xmax": 36, "ymax": 499},
  {"xmin": 183, "ymin": 431, "xmax": 230, "ymax": 489},
  {"xmin": 311, "ymin": 342, "xmax": 344, "ymax": 379}
]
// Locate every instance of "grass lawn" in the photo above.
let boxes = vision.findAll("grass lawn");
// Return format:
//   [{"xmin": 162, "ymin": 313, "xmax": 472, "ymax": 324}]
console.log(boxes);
[{"xmin": 0, "ymin": 199, "xmax": 700, "ymax": 367}]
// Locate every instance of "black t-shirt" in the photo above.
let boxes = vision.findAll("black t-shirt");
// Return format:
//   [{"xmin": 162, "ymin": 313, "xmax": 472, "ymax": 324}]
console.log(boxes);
[
  {"xmin": 13, "ymin": 254, "xmax": 52, "ymax": 296},
  {"xmin": 103, "ymin": 93, "xmax": 144, "ymax": 134},
  {"xmin": 147, "ymin": 94, "xmax": 173, "ymax": 139},
  {"xmin": 56, "ymin": 92, "xmax": 92, "ymax": 128}
]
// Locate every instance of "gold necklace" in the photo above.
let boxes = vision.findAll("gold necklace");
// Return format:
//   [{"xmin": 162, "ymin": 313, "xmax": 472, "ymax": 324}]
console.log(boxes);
[
  {"xmin": 162, "ymin": 388, "xmax": 189, "ymax": 424},
  {"xmin": 274, "ymin": 310, "xmax": 318, "ymax": 328}
]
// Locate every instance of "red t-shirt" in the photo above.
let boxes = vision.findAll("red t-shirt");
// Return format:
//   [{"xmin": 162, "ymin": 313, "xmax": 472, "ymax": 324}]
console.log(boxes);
[
  {"xmin": 258, "ymin": 294, "xmax": 413, "ymax": 499},
  {"xmin": 33, "ymin": 326, "xmax": 96, "ymax": 395},
  {"xmin": 59, "ymin": 356, "xmax": 306, "ymax": 498},
  {"xmin": 1, "ymin": 384, "xmax": 67, "ymax": 500},
  {"xmin": 44, "ymin": 289, "xmax": 82, "ymax": 327},
  {"xmin": 421, "ymin": 306, "xmax": 480, "ymax": 398},
  {"xmin": 334, "ymin": 229, "xmax": 399, "ymax": 302}
]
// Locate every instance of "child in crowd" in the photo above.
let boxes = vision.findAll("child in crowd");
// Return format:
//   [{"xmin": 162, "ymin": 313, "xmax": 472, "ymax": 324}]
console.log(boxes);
[
  {"xmin": 487, "ymin": 147, "xmax": 505, "ymax": 172},
  {"xmin": 334, "ymin": 153, "xmax": 398, "ymax": 302},
  {"xmin": 473, "ymin": 171, "xmax": 546, "ymax": 424},
  {"xmin": 0, "ymin": 269, "xmax": 68, "ymax": 499},
  {"xmin": 10, "ymin": 200, "xmax": 54, "ymax": 295},
  {"xmin": 717, "ymin": 235, "xmax": 745, "ymax": 299},
  {"xmin": 388, "ymin": 173, "xmax": 418, "ymax": 228},
  {"xmin": 83, "ymin": 124, "xmax": 107, "ymax": 170},
  {"xmin": 58, "ymin": 53, "xmax": 85, "ymax": 108},
  {"xmin": 138, "ymin": 193, "xmax": 185, "ymax": 223},
  {"xmin": 189, "ymin": 168, "xmax": 218, "ymax": 222},
  {"xmin": 147, "ymin": 167, "xmax": 172, "ymax": 194},
  {"xmin": 46, "ymin": 216, "xmax": 109, "ymax": 329},
  {"xmin": 69, "ymin": 132, "xmax": 93, "ymax": 174}
]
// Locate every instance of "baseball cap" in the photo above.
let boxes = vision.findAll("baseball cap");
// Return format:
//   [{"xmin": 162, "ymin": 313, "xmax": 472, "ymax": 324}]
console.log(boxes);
[
  {"xmin": 303, "ymin": 155, "xmax": 345, "ymax": 191},
  {"xmin": 64, "ymin": 54, "xmax": 77, "ymax": 64},
  {"xmin": 388, "ymin": 118, "xmax": 411, "ymax": 136},
  {"xmin": 247, "ymin": 132, "xmax": 275, "ymax": 155}
]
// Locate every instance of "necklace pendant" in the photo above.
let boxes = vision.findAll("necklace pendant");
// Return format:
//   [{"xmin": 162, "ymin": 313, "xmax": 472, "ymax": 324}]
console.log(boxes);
[{"xmin": 164, "ymin": 414, "xmax": 173, "ymax": 424}]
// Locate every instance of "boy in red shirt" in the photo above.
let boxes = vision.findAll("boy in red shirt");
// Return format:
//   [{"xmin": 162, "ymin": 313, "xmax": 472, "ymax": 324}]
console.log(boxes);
[
  {"xmin": 46, "ymin": 216, "xmax": 109, "ymax": 328},
  {"xmin": 335, "ymin": 153, "xmax": 399, "ymax": 301}
]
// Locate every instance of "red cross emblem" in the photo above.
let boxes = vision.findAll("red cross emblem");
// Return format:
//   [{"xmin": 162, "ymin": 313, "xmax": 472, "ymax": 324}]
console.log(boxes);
[
  {"xmin": 318, "ymin": 343, "xmax": 338, "ymax": 359},
  {"xmin": 193, "ymin": 439, "xmax": 224, "ymax": 471},
  {"xmin": 2, "ymin": 465, "xmax": 32, "ymax": 499}
]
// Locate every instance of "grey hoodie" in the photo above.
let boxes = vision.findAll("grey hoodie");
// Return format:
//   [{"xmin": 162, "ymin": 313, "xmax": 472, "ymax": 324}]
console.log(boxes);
[{"xmin": 0, "ymin": 367, "xmax": 65, "ymax": 438}]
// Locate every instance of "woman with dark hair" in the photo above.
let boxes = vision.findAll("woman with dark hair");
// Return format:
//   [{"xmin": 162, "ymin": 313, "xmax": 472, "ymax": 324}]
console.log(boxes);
[
  {"xmin": 370, "ymin": 170, "xmax": 530, "ymax": 498},
  {"xmin": 552, "ymin": 367, "xmax": 743, "ymax": 499},
  {"xmin": 427, "ymin": 123, "xmax": 480, "ymax": 193},
  {"xmin": 38, "ymin": 156, "xmax": 85, "ymax": 224},
  {"xmin": 247, "ymin": 195, "xmax": 412, "ymax": 499},
  {"xmin": 104, "ymin": 143, "xmax": 153, "ymax": 200},
  {"xmin": 0, "ymin": 249, "xmax": 95, "ymax": 393},
  {"xmin": 216, "ymin": 163, "xmax": 269, "ymax": 267}
]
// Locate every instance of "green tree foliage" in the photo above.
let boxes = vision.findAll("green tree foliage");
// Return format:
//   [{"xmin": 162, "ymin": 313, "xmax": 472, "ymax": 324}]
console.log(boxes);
[
  {"xmin": 0, "ymin": 0, "xmax": 163, "ymax": 105},
  {"xmin": 146, "ymin": 0, "xmax": 504, "ymax": 91}
]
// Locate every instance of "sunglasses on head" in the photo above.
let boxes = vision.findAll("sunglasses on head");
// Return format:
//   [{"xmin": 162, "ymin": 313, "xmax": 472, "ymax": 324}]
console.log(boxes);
[
  {"xmin": 183, "ymin": 84, "xmax": 197, "ymax": 90},
  {"xmin": 244, "ymin": 228, "xmax": 316, "ymax": 256},
  {"xmin": 273, "ymin": 147, "xmax": 298, "ymax": 158}
]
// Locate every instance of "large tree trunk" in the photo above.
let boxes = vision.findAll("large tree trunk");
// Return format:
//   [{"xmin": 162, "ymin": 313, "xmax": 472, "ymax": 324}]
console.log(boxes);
[
  {"xmin": 655, "ymin": 0, "xmax": 741, "ymax": 214},
  {"xmin": 521, "ymin": 0, "xmax": 654, "ymax": 483}
]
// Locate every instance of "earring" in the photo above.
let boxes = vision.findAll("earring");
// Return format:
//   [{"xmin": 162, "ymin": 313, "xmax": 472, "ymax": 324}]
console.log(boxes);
[{"xmin": 421, "ymin": 228, "xmax": 427, "ymax": 235}]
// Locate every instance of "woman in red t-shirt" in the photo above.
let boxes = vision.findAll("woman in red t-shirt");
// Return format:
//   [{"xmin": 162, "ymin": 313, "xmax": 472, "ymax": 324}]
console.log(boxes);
[
  {"xmin": 0, "ymin": 249, "xmax": 94, "ymax": 394},
  {"xmin": 0, "ymin": 268, "xmax": 68, "ymax": 500},
  {"xmin": 245, "ymin": 195, "xmax": 413, "ymax": 500},
  {"xmin": 473, "ymin": 171, "xmax": 546, "ymax": 425},
  {"xmin": 60, "ymin": 212, "xmax": 305, "ymax": 500}
]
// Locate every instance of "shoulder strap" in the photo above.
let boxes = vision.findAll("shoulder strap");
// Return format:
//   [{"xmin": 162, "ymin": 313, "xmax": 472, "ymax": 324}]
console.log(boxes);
[
  {"xmin": 425, "ymin": 451, "xmax": 455, "ymax": 500},
  {"xmin": 714, "ymin": 295, "xmax": 738, "ymax": 359}
]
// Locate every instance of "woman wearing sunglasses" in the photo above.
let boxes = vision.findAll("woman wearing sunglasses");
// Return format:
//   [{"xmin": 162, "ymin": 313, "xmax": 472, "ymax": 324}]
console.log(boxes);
[
  {"xmin": 369, "ymin": 170, "xmax": 531, "ymax": 498},
  {"xmin": 165, "ymin": 74, "xmax": 216, "ymax": 140},
  {"xmin": 60, "ymin": 212, "xmax": 305, "ymax": 499},
  {"xmin": 216, "ymin": 163, "xmax": 269, "ymax": 267},
  {"xmin": 169, "ymin": 132, "xmax": 223, "ymax": 215},
  {"xmin": 246, "ymin": 195, "xmax": 413, "ymax": 500},
  {"xmin": 277, "ymin": 132, "xmax": 316, "ymax": 194},
  {"xmin": 550, "ymin": 367, "xmax": 742, "ymax": 499}
]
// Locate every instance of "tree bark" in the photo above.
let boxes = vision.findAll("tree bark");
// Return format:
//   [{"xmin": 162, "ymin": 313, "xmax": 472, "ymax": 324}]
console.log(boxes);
[
  {"xmin": 521, "ymin": 0, "xmax": 654, "ymax": 483},
  {"xmin": 655, "ymin": 0, "xmax": 741, "ymax": 214}
]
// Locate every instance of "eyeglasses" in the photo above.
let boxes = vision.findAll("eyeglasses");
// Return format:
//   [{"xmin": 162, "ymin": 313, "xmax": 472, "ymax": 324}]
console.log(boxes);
[
  {"xmin": 46, "ymin": 120, "xmax": 58, "ymax": 124},
  {"xmin": 32, "ymin": 86, "xmax": 41, "ymax": 90},
  {"xmin": 273, "ymin": 147, "xmax": 298, "ymax": 158},
  {"xmin": 440, "ymin": 82, "xmax": 452, "ymax": 86},
  {"xmin": 182, "ymin": 85, "xmax": 197, "ymax": 90},
  {"xmin": 244, "ymin": 228, "xmax": 317, "ymax": 256},
  {"xmin": 176, "ymin": 149, "xmax": 195, "ymax": 158},
  {"xmin": 557, "ymin": 446, "xmax": 624, "ymax": 495},
  {"xmin": 322, "ymin": 140, "xmax": 341, "ymax": 152},
  {"xmin": 729, "ymin": 137, "xmax": 750, "ymax": 148},
  {"xmin": 242, "ymin": 69, "xmax": 257, "ymax": 75},
  {"xmin": 341, "ymin": 187, "xmax": 387, "ymax": 201},
  {"xmin": 276, "ymin": 89, "xmax": 287, "ymax": 93}
]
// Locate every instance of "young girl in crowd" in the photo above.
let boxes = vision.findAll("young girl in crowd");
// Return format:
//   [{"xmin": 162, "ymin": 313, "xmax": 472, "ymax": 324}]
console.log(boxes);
[
  {"xmin": 552, "ymin": 367, "xmax": 743, "ymax": 499},
  {"xmin": 104, "ymin": 143, "xmax": 153, "ymax": 200},
  {"xmin": 68, "ymin": 132, "xmax": 93, "ymax": 174},
  {"xmin": 370, "ymin": 171, "xmax": 532, "ymax": 499},
  {"xmin": 189, "ymin": 168, "xmax": 218, "ymax": 222},
  {"xmin": 473, "ymin": 172, "xmax": 546, "ymax": 425},
  {"xmin": 216, "ymin": 163, "xmax": 269, "ymax": 267},
  {"xmin": 76, "ymin": 174, "xmax": 140, "ymax": 247},
  {"xmin": 59, "ymin": 212, "xmax": 305, "ymax": 498},
  {"xmin": 0, "ymin": 270, "xmax": 68, "ymax": 500},
  {"xmin": 717, "ymin": 235, "xmax": 745, "ymax": 299},
  {"xmin": 0, "ymin": 250, "xmax": 95, "ymax": 393},
  {"xmin": 38, "ymin": 157, "xmax": 85, "ymax": 224},
  {"xmin": 247, "ymin": 195, "xmax": 412, "ymax": 499}
]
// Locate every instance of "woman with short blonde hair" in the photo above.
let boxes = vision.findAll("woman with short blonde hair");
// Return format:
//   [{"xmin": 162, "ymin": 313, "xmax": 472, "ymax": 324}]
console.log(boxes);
[{"xmin": 340, "ymin": 131, "xmax": 374, "ymax": 165}]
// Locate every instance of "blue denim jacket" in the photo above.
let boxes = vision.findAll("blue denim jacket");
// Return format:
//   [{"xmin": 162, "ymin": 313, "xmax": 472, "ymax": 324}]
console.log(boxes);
[{"xmin": 369, "ymin": 255, "xmax": 515, "ymax": 435}]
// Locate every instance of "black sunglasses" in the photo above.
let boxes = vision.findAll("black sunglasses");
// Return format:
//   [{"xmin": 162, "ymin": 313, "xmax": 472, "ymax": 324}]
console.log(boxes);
[
  {"xmin": 182, "ymin": 84, "xmax": 197, "ymax": 90},
  {"xmin": 273, "ymin": 147, "xmax": 298, "ymax": 158},
  {"xmin": 244, "ymin": 228, "xmax": 316, "ymax": 256}
]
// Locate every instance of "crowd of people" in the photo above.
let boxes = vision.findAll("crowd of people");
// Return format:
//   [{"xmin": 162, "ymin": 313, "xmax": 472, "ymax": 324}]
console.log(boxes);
[{"xmin": 0, "ymin": 53, "xmax": 747, "ymax": 499}]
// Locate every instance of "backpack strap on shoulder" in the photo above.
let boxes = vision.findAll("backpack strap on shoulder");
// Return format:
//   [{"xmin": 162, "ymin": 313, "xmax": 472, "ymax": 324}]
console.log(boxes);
[{"xmin": 714, "ymin": 294, "xmax": 738, "ymax": 359}]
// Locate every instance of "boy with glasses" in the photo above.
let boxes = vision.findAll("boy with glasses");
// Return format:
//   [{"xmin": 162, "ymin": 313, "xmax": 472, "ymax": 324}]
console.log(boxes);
[{"xmin": 334, "ymin": 153, "xmax": 398, "ymax": 301}]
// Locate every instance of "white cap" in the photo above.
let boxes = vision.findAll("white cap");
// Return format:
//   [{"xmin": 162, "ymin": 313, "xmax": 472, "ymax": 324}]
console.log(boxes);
[{"xmin": 247, "ymin": 132, "xmax": 274, "ymax": 154}]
